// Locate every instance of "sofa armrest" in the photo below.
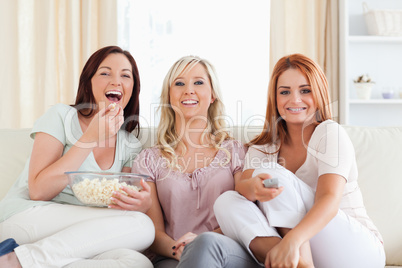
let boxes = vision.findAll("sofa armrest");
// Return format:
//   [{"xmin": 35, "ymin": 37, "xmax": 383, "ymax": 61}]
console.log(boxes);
[{"xmin": 0, "ymin": 128, "xmax": 33, "ymax": 199}]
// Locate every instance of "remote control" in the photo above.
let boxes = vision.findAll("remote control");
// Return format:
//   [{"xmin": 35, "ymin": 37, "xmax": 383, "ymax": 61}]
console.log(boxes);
[{"xmin": 263, "ymin": 178, "xmax": 279, "ymax": 188}]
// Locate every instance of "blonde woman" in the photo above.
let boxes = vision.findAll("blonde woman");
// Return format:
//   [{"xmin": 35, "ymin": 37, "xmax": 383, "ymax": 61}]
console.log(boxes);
[
  {"xmin": 214, "ymin": 54, "xmax": 385, "ymax": 268},
  {"xmin": 132, "ymin": 56, "xmax": 258, "ymax": 268}
]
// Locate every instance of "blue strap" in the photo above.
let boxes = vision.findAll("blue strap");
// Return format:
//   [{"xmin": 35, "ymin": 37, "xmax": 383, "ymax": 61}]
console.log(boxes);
[{"xmin": 0, "ymin": 238, "xmax": 19, "ymax": 257}]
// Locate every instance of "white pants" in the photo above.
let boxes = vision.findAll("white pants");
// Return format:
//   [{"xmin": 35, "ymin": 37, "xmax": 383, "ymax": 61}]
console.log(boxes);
[
  {"xmin": 0, "ymin": 204, "xmax": 155, "ymax": 268},
  {"xmin": 214, "ymin": 164, "xmax": 385, "ymax": 268}
]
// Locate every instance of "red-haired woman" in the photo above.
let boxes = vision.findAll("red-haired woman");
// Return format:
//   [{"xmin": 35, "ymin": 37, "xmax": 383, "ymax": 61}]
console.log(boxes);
[{"xmin": 214, "ymin": 54, "xmax": 385, "ymax": 268}]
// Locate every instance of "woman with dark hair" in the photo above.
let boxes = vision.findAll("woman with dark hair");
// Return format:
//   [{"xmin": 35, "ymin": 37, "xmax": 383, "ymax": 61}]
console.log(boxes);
[
  {"xmin": 74, "ymin": 46, "xmax": 141, "ymax": 135},
  {"xmin": 0, "ymin": 46, "xmax": 155, "ymax": 267}
]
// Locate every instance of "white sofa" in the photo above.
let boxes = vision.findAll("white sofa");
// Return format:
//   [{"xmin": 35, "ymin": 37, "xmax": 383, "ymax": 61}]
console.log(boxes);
[{"xmin": 1, "ymin": 126, "xmax": 401, "ymax": 267}]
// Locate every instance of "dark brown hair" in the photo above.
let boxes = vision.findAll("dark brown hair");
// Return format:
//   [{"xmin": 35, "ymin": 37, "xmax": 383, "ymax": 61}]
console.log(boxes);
[{"xmin": 73, "ymin": 46, "xmax": 141, "ymax": 135}]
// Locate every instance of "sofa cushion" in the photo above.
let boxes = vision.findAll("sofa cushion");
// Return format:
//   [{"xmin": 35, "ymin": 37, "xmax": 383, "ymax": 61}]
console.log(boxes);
[
  {"xmin": 343, "ymin": 125, "xmax": 402, "ymax": 266},
  {"xmin": 0, "ymin": 129, "xmax": 33, "ymax": 199}
]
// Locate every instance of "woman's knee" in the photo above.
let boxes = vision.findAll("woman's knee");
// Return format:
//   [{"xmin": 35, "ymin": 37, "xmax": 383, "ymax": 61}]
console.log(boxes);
[
  {"xmin": 127, "ymin": 212, "xmax": 154, "ymax": 229},
  {"xmin": 185, "ymin": 232, "xmax": 218, "ymax": 251},
  {"xmin": 181, "ymin": 232, "xmax": 226, "ymax": 261},
  {"xmin": 189, "ymin": 232, "xmax": 221, "ymax": 249},
  {"xmin": 119, "ymin": 213, "xmax": 155, "ymax": 249},
  {"xmin": 214, "ymin": 190, "xmax": 243, "ymax": 214}
]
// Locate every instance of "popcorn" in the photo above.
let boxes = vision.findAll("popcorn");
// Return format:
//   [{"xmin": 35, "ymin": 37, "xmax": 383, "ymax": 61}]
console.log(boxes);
[
  {"xmin": 109, "ymin": 103, "xmax": 117, "ymax": 110},
  {"xmin": 72, "ymin": 177, "xmax": 140, "ymax": 206}
]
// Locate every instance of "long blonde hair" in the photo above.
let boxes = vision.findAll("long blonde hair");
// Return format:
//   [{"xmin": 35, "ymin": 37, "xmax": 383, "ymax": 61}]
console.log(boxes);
[
  {"xmin": 157, "ymin": 56, "xmax": 231, "ymax": 170},
  {"xmin": 250, "ymin": 53, "xmax": 332, "ymax": 148}
]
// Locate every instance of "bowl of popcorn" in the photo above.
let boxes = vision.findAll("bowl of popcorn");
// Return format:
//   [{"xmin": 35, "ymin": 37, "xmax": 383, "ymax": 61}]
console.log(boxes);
[{"xmin": 65, "ymin": 171, "xmax": 148, "ymax": 207}]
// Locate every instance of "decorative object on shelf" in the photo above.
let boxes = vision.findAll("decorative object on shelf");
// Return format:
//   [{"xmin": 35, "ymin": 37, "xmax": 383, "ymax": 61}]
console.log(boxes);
[
  {"xmin": 399, "ymin": 88, "xmax": 402, "ymax": 99},
  {"xmin": 363, "ymin": 2, "xmax": 402, "ymax": 36},
  {"xmin": 382, "ymin": 87, "xmax": 395, "ymax": 99},
  {"xmin": 354, "ymin": 74, "xmax": 375, "ymax": 100}
]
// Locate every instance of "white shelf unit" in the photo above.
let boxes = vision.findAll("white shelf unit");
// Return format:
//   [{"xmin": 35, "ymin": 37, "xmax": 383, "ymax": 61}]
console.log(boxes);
[
  {"xmin": 349, "ymin": 99, "xmax": 402, "ymax": 104},
  {"xmin": 339, "ymin": 0, "xmax": 402, "ymax": 127}
]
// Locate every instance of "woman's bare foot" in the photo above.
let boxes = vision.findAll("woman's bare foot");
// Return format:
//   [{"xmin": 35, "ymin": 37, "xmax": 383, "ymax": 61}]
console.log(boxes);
[{"xmin": 0, "ymin": 252, "xmax": 22, "ymax": 268}]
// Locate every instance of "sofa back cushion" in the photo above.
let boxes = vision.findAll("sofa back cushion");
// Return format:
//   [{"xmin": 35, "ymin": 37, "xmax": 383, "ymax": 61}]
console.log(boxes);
[
  {"xmin": 343, "ymin": 125, "xmax": 402, "ymax": 265},
  {"xmin": 0, "ymin": 129, "xmax": 33, "ymax": 199}
]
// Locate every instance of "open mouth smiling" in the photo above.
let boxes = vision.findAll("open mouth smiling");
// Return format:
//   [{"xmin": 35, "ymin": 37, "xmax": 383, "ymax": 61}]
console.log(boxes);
[
  {"xmin": 287, "ymin": 107, "xmax": 306, "ymax": 112},
  {"xmin": 105, "ymin": 90, "xmax": 122, "ymax": 102},
  {"xmin": 181, "ymin": 100, "xmax": 199, "ymax": 105}
]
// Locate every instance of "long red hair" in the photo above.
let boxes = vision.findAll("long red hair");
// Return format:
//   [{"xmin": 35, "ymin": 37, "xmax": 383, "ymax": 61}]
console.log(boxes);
[{"xmin": 249, "ymin": 53, "xmax": 332, "ymax": 148}]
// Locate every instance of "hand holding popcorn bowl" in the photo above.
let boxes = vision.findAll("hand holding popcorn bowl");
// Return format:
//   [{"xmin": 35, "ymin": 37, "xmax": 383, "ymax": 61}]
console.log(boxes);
[{"xmin": 65, "ymin": 171, "xmax": 149, "ymax": 207}]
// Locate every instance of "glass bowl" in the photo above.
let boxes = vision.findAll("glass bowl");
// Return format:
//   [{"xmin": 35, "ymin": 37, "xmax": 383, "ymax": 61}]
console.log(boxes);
[
  {"xmin": 381, "ymin": 87, "xmax": 395, "ymax": 99},
  {"xmin": 65, "ymin": 171, "xmax": 148, "ymax": 207}
]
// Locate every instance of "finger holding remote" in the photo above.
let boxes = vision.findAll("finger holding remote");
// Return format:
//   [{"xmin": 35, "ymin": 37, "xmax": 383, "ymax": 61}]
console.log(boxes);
[
  {"xmin": 263, "ymin": 178, "xmax": 279, "ymax": 188},
  {"xmin": 248, "ymin": 173, "xmax": 284, "ymax": 202}
]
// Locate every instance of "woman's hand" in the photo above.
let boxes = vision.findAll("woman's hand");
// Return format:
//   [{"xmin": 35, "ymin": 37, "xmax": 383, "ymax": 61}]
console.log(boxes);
[
  {"xmin": 109, "ymin": 179, "xmax": 152, "ymax": 213},
  {"xmin": 236, "ymin": 169, "xmax": 284, "ymax": 202},
  {"xmin": 82, "ymin": 103, "xmax": 124, "ymax": 145},
  {"xmin": 250, "ymin": 173, "xmax": 284, "ymax": 202},
  {"xmin": 265, "ymin": 238, "xmax": 300, "ymax": 268},
  {"xmin": 171, "ymin": 232, "xmax": 198, "ymax": 260}
]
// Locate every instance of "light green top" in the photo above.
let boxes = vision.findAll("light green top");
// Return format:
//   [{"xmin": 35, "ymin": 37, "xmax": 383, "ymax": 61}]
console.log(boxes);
[{"xmin": 0, "ymin": 104, "xmax": 142, "ymax": 222}]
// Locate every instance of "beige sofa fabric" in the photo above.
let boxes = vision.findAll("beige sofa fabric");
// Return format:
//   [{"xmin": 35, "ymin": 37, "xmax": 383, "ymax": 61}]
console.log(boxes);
[
  {"xmin": 0, "ymin": 126, "xmax": 401, "ymax": 267},
  {"xmin": 343, "ymin": 126, "xmax": 402, "ymax": 266},
  {"xmin": 0, "ymin": 129, "xmax": 33, "ymax": 199}
]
